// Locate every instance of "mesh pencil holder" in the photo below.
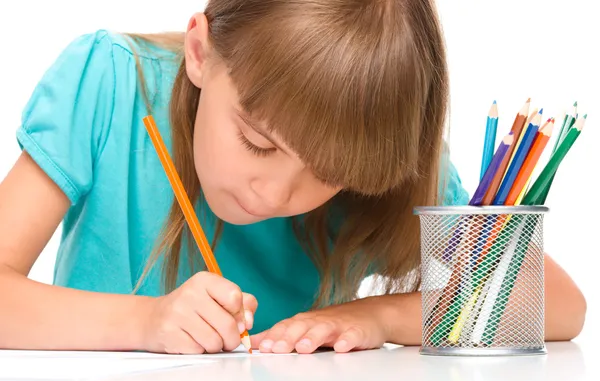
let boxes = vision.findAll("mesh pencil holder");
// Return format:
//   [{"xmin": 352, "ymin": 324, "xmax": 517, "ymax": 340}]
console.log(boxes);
[{"xmin": 414, "ymin": 206, "xmax": 548, "ymax": 356}]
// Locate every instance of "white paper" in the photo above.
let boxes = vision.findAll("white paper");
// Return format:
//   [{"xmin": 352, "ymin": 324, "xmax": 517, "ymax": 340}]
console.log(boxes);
[
  {"xmin": 0, "ymin": 345, "xmax": 294, "ymax": 380},
  {"xmin": 0, "ymin": 357, "xmax": 208, "ymax": 380}
]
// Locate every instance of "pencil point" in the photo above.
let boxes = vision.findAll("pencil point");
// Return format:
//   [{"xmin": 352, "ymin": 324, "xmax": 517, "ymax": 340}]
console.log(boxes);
[
  {"xmin": 583, "ymin": 113, "xmax": 587, "ymax": 118},
  {"xmin": 538, "ymin": 108, "xmax": 543, "ymax": 114},
  {"xmin": 574, "ymin": 101, "xmax": 578, "ymax": 107},
  {"xmin": 526, "ymin": 97, "xmax": 531, "ymax": 103},
  {"xmin": 493, "ymin": 100, "xmax": 497, "ymax": 104}
]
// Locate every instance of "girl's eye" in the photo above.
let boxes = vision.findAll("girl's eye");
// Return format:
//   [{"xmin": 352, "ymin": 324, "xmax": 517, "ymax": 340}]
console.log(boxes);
[{"xmin": 237, "ymin": 131, "xmax": 276, "ymax": 157}]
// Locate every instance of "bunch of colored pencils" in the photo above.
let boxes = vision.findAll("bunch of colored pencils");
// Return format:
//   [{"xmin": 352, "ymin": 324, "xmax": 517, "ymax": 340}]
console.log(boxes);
[
  {"xmin": 473, "ymin": 98, "xmax": 586, "ymax": 207},
  {"xmin": 425, "ymin": 99, "xmax": 587, "ymax": 346}
]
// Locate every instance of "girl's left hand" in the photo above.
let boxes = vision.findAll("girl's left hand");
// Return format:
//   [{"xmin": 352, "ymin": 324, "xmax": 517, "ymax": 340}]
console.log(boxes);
[{"xmin": 250, "ymin": 296, "xmax": 390, "ymax": 354}]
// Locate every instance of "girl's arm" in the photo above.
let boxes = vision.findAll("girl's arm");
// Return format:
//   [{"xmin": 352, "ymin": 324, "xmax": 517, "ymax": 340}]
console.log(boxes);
[
  {"xmin": 0, "ymin": 152, "xmax": 152, "ymax": 350},
  {"xmin": 384, "ymin": 254, "xmax": 587, "ymax": 345}
]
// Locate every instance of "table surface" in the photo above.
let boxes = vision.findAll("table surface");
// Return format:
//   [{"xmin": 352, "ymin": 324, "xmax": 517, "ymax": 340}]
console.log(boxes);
[{"xmin": 0, "ymin": 341, "xmax": 596, "ymax": 381}]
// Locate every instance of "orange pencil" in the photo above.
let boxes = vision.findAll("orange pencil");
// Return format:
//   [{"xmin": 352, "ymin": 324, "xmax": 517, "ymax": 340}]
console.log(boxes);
[
  {"xmin": 505, "ymin": 118, "xmax": 555, "ymax": 205},
  {"xmin": 142, "ymin": 115, "xmax": 252, "ymax": 353}
]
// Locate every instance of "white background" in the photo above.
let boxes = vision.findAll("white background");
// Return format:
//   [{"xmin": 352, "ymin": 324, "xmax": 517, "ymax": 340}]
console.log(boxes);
[{"xmin": 0, "ymin": 0, "xmax": 598, "ymax": 349}]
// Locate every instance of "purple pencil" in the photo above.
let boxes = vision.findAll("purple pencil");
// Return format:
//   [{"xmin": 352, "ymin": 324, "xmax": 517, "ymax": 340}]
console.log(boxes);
[{"xmin": 470, "ymin": 132, "xmax": 515, "ymax": 206}]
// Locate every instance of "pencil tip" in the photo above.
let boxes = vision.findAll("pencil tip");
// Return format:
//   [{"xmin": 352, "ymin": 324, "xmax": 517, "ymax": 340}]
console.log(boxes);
[
  {"xmin": 493, "ymin": 100, "xmax": 497, "ymax": 104},
  {"xmin": 539, "ymin": 108, "xmax": 543, "ymax": 114},
  {"xmin": 526, "ymin": 97, "xmax": 531, "ymax": 103},
  {"xmin": 583, "ymin": 113, "xmax": 587, "ymax": 118},
  {"xmin": 574, "ymin": 101, "xmax": 578, "ymax": 107}
]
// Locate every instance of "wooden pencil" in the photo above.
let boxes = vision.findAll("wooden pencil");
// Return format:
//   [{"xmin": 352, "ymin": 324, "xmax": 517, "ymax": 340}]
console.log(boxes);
[
  {"xmin": 481, "ymin": 98, "xmax": 531, "ymax": 205},
  {"xmin": 470, "ymin": 132, "xmax": 515, "ymax": 205},
  {"xmin": 505, "ymin": 119, "xmax": 555, "ymax": 205},
  {"xmin": 493, "ymin": 110, "xmax": 543, "ymax": 205},
  {"xmin": 522, "ymin": 114, "xmax": 587, "ymax": 205},
  {"xmin": 142, "ymin": 115, "xmax": 252, "ymax": 353},
  {"xmin": 537, "ymin": 102, "xmax": 578, "ymax": 203},
  {"xmin": 480, "ymin": 101, "xmax": 499, "ymax": 180}
]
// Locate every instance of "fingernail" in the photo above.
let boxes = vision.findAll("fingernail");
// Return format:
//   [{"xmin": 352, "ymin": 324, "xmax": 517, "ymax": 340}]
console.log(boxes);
[
  {"xmin": 244, "ymin": 310, "xmax": 253, "ymax": 329},
  {"xmin": 238, "ymin": 321, "xmax": 246, "ymax": 334},
  {"xmin": 260, "ymin": 340, "xmax": 273, "ymax": 350},
  {"xmin": 298, "ymin": 338, "xmax": 312, "ymax": 347}
]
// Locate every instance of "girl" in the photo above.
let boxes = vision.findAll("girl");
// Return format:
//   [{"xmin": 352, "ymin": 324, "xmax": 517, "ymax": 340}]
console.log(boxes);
[{"xmin": 0, "ymin": 0, "xmax": 586, "ymax": 355}]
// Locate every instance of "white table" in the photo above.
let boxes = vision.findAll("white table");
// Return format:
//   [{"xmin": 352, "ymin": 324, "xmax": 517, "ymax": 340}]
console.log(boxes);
[{"xmin": 1, "ymin": 341, "xmax": 596, "ymax": 381}]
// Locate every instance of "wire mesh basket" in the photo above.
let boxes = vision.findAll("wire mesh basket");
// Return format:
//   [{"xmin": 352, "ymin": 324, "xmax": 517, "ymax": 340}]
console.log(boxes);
[{"xmin": 414, "ymin": 206, "xmax": 548, "ymax": 356}]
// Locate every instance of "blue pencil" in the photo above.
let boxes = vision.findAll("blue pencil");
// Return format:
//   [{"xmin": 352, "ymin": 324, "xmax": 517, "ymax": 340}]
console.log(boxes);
[
  {"xmin": 492, "ymin": 109, "xmax": 543, "ymax": 205},
  {"xmin": 480, "ymin": 101, "xmax": 499, "ymax": 180},
  {"xmin": 470, "ymin": 132, "xmax": 515, "ymax": 206}
]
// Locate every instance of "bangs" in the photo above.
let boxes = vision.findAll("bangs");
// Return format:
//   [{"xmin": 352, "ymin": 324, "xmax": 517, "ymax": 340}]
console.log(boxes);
[{"xmin": 210, "ymin": 1, "xmax": 433, "ymax": 195}]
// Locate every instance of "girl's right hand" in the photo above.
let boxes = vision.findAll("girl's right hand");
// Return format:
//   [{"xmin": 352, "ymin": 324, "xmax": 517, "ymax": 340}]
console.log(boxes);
[{"xmin": 141, "ymin": 271, "xmax": 257, "ymax": 354}]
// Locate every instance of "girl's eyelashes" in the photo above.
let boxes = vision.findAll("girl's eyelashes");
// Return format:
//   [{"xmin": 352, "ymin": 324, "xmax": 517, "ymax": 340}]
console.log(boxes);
[{"xmin": 237, "ymin": 130, "xmax": 276, "ymax": 157}]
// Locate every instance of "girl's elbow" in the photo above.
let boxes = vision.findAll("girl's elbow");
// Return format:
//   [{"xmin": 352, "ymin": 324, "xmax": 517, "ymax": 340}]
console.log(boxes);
[
  {"xmin": 568, "ymin": 290, "xmax": 587, "ymax": 340},
  {"xmin": 548, "ymin": 288, "xmax": 587, "ymax": 341}
]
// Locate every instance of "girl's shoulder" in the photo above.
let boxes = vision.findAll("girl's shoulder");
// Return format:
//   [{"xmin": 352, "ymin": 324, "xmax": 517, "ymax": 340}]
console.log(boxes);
[{"xmin": 17, "ymin": 29, "xmax": 179, "ymax": 206}]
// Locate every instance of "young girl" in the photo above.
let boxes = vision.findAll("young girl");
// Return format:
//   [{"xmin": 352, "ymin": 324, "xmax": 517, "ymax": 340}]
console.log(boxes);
[{"xmin": 0, "ymin": 0, "xmax": 586, "ymax": 355}]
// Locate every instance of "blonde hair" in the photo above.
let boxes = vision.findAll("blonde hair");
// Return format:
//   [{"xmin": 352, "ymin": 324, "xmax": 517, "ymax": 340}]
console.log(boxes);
[{"xmin": 130, "ymin": 0, "xmax": 450, "ymax": 307}]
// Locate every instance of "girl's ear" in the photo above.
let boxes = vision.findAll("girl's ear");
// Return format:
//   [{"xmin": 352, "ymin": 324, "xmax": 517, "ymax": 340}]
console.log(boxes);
[{"xmin": 184, "ymin": 12, "xmax": 211, "ymax": 89}]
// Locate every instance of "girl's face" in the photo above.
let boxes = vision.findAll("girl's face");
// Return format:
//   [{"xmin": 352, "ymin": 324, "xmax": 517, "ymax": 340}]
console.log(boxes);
[{"xmin": 184, "ymin": 14, "xmax": 342, "ymax": 225}]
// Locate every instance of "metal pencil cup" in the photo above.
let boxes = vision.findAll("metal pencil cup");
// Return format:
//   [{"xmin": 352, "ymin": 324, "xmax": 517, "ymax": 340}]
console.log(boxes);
[{"xmin": 414, "ymin": 206, "xmax": 548, "ymax": 356}]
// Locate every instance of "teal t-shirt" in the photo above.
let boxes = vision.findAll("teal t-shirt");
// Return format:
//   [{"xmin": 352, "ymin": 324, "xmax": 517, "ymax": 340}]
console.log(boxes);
[{"xmin": 16, "ymin": 30, "xmax": 469, "ymax": 334}]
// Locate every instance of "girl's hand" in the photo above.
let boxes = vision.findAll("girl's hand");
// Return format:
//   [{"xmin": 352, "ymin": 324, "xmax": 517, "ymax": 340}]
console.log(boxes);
[
  {"xmin": 251, "ymin": 296, "xmax": 390, "ymax": 354},
  {"xmin": 141, "ymin": 271, "xmax": 257, "ymax": 354}
]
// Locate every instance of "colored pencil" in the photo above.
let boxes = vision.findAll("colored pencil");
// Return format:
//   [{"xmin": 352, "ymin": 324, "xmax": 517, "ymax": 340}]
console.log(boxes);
[
  {"xmin": 537, "ymin": 102, "xmax": 578, "ymax": 203},
  {"xmin": 505, "ymin": 119, "xmax": 555, "ymax": 205},
  {"xmin": 503, "ymin": 108, "xmax": 539, "ymax": 181},
  {"xmin": 522, "ymin": 114, "xmax": 587, "ymax": 205},
  {"xmin": 480, "ymin": 101, "xmax": 499, "ymax": 180},
  {"xmin": 471, "ymin": 215, "xmax": 527, "ymax": 343},
  {"xmin": 470, "ymin": 132, "xmax": 515, "ymax": 205},
  {"xmin": 142, "ymin": 115, "xmax": 252, "ymax": 353},
  {"xmin": 481, "ymin": 99, "xmax": 531, "ymax": 205},
  {"xmin": 493, "ymin": 110, "xmax": 543, "ymax": 205}
]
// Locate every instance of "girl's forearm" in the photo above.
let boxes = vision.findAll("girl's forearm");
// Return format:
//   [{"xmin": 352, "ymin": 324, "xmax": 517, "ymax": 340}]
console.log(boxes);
[
  {"xmin": 383, "ymin": 253, "xmax": 586, "ymax": 345},
  {"xmin": 0, "ymin": 265, "xmax": 153, "ymax": 351}
]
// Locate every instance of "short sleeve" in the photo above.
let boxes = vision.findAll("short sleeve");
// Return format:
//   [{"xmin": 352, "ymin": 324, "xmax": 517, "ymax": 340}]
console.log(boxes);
[
  {"xmin": 439, "ymin": 155, "xmax": 470, "ymax": 206},
  {"xmin": 16, "ymin": 30, "xmax": 115, "ymax": 205}
]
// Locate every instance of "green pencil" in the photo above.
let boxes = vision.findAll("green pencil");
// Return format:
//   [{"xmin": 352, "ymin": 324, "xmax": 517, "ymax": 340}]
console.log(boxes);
[
  {"xmin": 522, "ymin": 114, "xmax": 586, "ymax": 205},
  {"xmin": 537, "ymin": 102, "xmax": 577, "ymax": 203}
]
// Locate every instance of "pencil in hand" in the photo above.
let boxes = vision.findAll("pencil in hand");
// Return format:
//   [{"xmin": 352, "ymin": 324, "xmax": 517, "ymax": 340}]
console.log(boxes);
[{"xmin": 142, "ymin": 115, "xmax": 252, "ymax": 353}]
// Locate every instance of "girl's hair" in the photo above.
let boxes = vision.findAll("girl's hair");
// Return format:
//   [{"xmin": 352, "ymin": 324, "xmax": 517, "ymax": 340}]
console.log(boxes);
[{"xmin": 130, "ymin": 0, "xmax": 450, "ymax": 307}]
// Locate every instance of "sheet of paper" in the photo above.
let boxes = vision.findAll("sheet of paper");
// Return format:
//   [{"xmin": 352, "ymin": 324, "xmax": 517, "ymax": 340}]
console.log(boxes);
[
  {"xmin": 0, "ymin": 345, "xmax": 295, "ymax": 380},
  {"xmin": 0, "ymin": 345, "xmax": 293, "ymax": 360},
  {"xmin": 0, "ymin": 356, "xmax": 211, "ymax": 380}
]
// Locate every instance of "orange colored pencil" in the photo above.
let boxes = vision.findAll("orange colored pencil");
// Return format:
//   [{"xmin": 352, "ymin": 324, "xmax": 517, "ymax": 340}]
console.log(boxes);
[
  {"xmin": 481, "ymin": 98, "xmax": 531, "ymax": 205},
  {"xmin": 505, "ymin": 118, "xmax": 555, "ymax": 205},
  {"xmin": 142, "ymin": 115, "xmax": 252, "ymax": 353}
]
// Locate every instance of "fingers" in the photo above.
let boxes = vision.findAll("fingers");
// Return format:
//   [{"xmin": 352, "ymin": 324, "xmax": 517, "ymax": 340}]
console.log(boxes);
[
  {"xmin": 199, "ymin": 273, "xmax": 244, "ymax": 316},
  {"xmin": 333, "ymin": 326, "xmax": 365, "ymax": 353},
  {"xmin": 165, "ymin": 330, "xmax": 206, "ymax": 355},
  {"xmin": 271, "ymin": 320, "xmax": 311, "ymax": 353},
  {"xmin": 242, "ymin": 293, "xmax": 258, "ymax": 330},
  {"xmin": 258, "ymin": 322, "xmax": 288, "ymax": 353},
  {"xmin": 295, "ymin": 322, "xmax": 337, "ymax": 354},
  {"xmin": 196, "ymin": 292, "xmax": 246, "ymax": 352},
  {"xmin": 179, "ymin": 312, "xmax": 223, "ymax": 353},
  {"xmin": 250, "ymin": 330, "xmax": 267, "ymax": 349},
  {"xmin": 194, "ymin": 272, "xmax": 247, "ymax": 342}
]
